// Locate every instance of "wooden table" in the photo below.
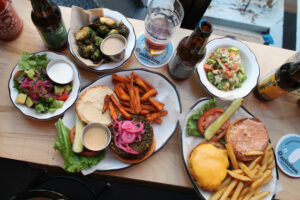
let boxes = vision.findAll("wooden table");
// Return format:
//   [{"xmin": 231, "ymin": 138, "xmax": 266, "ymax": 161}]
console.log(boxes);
[{"xmin": 1, "ymin": 0, "xmax": 299, "ymax": 199}]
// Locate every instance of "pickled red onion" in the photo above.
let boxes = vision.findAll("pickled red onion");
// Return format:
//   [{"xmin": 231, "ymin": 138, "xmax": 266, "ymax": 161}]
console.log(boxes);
[{"xmin": 112, "ymin": 120, "xmax": 145, "ymax": 154}]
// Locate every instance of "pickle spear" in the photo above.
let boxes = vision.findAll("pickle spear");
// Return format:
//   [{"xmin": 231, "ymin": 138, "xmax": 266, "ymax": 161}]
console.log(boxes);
[
  {"xmin": 72, "ymin": 114, "xmax": 84, "ymax": 153},
  {"xmin": 204, "ymin": 98, "xmax": 244, "ymax": 140}
]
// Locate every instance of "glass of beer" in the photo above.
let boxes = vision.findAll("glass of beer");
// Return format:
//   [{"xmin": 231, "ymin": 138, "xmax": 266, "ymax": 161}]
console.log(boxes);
[{"xmin": 144, "ymin": 0, "xmax": 184, "ymax": 56}]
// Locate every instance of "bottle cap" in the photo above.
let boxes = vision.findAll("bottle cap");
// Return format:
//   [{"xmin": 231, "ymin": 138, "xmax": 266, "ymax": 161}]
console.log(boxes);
[
  {"xmin": 275, "ymin": 134, "xmax": 300, "ymax": 177},
  {"xmin": 197, "ymin": 20, "xmax": 212, "ymax": 37}
]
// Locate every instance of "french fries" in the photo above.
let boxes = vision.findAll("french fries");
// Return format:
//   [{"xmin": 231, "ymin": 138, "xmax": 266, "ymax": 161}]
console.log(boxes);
[
  {"xmin": 108, "ymin": 101, "xmax": 117, "ymax": 120},
  {"xmin": 141, "ymin": 89, "xmax": 158, "ymax": 101},
  {"xmin": 226, "ymin": 143, "xmax": 239, "ymax": 170},
  {"xmin": 110, "ymin": 94, "xmax": 132, "ymax": 120},
  {"xmin": 115, "ymin": 84, "xmax": 130, "ymax": 101},
  {"xmin": 245, "ymin": 151, "xmax": 264, "ymax": 156},
  {"xmin": 149, "ymin": 97, "xmax": 164, "ymax": 111},
  {"xmin": 102, "ymin": 94, "xmax": 110, "ymax": 113},
  {"xmin": 210, "ymin": 143, "xmax": 275, "ymax": 200},
  {"xmin": 110, "ymin": 72, "xmax": 168, "ymax": 124}
]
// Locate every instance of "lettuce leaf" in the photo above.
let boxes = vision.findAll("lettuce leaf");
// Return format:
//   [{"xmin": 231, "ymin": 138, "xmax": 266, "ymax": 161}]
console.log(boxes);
[
  {"xmin": 186, "ymin": 98, "xmax": 217, "ymax": 137},
  {"xmin": 54, "ymin": 119, "xmax": 105, "ymax": 173},
  {"xmin": 18, "ymin": 52, "xmax": 49, "ymax": 71}
]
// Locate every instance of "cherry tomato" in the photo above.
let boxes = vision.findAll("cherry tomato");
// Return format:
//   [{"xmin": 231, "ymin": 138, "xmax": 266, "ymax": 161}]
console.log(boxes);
[
  {"xmin": 56, "ymin": 93, "xmax": 69, "ymax": 101},
  {"xmin": 197, "ymin": 107, "xmax": 230, "ymax": 135},
  {"xmin": 204, "ymin": 64, "xmax": 213, "ymax": 71}
]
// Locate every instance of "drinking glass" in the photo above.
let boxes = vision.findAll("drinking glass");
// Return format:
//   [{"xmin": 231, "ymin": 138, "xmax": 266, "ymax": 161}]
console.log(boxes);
[{"xmin": 144, "ymin": 0, "xmax": 184, "ymax": 56}]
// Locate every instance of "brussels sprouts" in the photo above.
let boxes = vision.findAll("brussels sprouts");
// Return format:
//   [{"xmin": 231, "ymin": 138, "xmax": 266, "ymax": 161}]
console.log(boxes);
[
  {"xmin": 116, "ymin": 21, "xmax": 129, "ymax": 38},
  {"xmin": 86, "ymin": 44, "xmax": 96, "ymax": 54},
  {"xmin": 107, "ymin": 29, "xmax": 119, "ymax": 36},
  {"xmin": 118, "ymin": 27, "xmax": 129, "ymax": 38},
  {"xmin": 97, "ymin": 25, "xmax": 110, "ymax": 36},
  {"xmin": 93, "ymin": 35, "xmax": 103, "ymax": 48},
  {"xmin": 78, "ymin": 45, "xmax": 90, "ymax": 58},
  {"xmin": 100, "ymin": 16, "xmax": 116, "ymax": 27},
  {"xmin": 75, "ymin": 26, "xmax": 92, "ymax": 40},
  {"xmin": 90, "ymin": 49, "xmax": 103, "ymax": 63}
]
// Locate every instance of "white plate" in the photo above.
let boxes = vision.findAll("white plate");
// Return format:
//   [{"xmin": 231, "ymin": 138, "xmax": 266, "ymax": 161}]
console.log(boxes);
[
  {"xmin": 68, "ymin": 8, "xmax": 136, "ymax": 72},
  {"xmin": 180, "ymin": 97, "xmax": 278, "ymax": 200},
  {"xmin": 8, "ymin": 51, "xmax": 81, "ymax": 120},
  {"xmin": 196, "ymin": 37, "xmax": 260, "ymax": 100},
  {"xmin": 62, "ymin": 68, "xmax": 181, "ymax": 172}
]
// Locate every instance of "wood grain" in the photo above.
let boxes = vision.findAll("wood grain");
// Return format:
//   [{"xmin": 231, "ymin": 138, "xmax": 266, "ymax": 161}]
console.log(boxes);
[{"xmin": 0, "ymin": 1, "xmax": 299, "ymax": 199}]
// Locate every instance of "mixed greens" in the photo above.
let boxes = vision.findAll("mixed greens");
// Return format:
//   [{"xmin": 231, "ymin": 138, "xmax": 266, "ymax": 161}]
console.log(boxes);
[
  {"xmin": 186, "ymin": 98, "xmax": 218, "ymax": 137},
  {"xmin": 54, "ymin": 119, "xmax": 105, "ymax": 172},
  {"xmin": 204, "ymin": 47, "xmax": 247, "ymax": 91},
  {"xmin": 13, "ymin": 52, "xmax": 72, "ymax": 113},
  {"xmin": 75, "ymin": 16, "xmax": 129, "ymax": 64}
]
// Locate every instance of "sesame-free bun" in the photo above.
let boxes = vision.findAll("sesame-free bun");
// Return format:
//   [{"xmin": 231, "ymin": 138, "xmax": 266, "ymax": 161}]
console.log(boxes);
[{"xmin": 76, "ymin": 85, "xmax": 117, "ymax": 126}]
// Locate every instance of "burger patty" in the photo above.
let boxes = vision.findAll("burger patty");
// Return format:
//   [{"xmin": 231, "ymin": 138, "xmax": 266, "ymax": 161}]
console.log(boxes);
[{"xmin": 109, "ymin": 115, "xmax": 154, "ymax": 160}]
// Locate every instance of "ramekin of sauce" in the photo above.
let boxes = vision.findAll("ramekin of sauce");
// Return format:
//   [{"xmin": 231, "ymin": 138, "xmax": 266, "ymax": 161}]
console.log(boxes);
[
  {"xmin": 100, "ymin": 34, "xmax": 127, "ymax": 62},
  {"xmin": 81, "ymin": 123, "xmax": 111, "ymax": 152},
  {"xmin": 46, "ymin": 59, "xmax": 73, "ymax": 85}
]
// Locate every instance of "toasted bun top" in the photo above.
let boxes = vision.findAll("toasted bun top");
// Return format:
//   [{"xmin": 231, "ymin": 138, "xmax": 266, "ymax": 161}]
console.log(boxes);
[
  {"xmin": 76, "ymin": 85, "xmax": 116, "ymax": 126},
  {"xmin": 225, "ymin": 118, "xmax": 269, "ymax": 161}
]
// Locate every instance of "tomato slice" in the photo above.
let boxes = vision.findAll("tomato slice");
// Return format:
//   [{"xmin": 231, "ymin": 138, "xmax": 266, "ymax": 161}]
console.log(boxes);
[
  {"xmin": 56, "ymin": 93, "xmax": 69, "ymax": 101},
  {"xmin": 69, "ymin": 127, "xmax": 75, "ymax": 145},
  {"xmin": 197, "ymin": 107, "xmax": 230, "ymax": 135}
]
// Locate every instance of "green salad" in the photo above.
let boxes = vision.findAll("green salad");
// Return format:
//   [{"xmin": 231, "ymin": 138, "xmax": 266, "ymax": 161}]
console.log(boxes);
[
  {"xmin": 204, "ymin": 47, "xmax": 247, "ymax": 91},
  {"xmin": 13, "ymin": 52, "xmax": 72, "ymax": 113}
]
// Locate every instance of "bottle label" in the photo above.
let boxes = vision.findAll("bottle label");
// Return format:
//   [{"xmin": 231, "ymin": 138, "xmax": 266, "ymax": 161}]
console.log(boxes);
[
  {"xmin": 38, "ymin": 21, "xmax": 67, "ymax": 50},
  {"xmin": 257, "ymin": 71, "xmax": 288, "ymax": 99},
  {"xmin": 0, "ymin": 1, "xmax": 23, "ymax": 40}
]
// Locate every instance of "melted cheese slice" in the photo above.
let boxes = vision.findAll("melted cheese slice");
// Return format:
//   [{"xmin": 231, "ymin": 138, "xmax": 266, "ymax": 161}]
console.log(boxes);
[{"xmin": 188, "ymin": 143, "xmax": 229, "ymax": 191}]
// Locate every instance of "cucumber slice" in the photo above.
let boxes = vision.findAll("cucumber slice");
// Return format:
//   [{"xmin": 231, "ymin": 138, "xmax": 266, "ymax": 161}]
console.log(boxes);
[
  {"xmin": 204, "ymin": 98, "xmax": 244, "ymax": 140},
  {"xmin": 72, "ymin": 115, "xmax": 84, "ymax": 153}
]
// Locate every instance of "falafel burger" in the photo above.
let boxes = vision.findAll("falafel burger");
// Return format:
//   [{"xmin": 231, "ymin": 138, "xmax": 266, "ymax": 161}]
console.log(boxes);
[{"xmin": 109, "ymin": 115, "xmax": 155, "ymax": 164}]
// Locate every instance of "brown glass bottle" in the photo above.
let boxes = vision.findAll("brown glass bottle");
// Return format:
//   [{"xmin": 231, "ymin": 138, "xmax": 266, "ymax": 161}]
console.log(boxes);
[
  {"xmin": 31, "ymin": 0, "xmax": 67, "ymax": 50},
  {"xmin": 254, "ymin": 62, "xmax": 300, "ymax": 101},
  {"xmin": 168, "ymin": 20, "xmax": 212, "ymax": 79}
]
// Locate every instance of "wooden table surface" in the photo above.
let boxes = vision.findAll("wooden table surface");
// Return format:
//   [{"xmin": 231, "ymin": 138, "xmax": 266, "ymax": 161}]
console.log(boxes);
[{"xmin": 1, "ymin": 0, "xmax": 299, "ymax": 199}]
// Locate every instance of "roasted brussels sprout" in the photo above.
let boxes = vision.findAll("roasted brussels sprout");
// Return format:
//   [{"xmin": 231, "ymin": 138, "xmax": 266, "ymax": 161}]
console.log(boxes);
[
  {"xmin": 86, "ymin": 44, "xmax": 96, "ymax": 54},
  {"xmin": 100, "ymin": 16, "xmax": 116, "ymax": 27},
  {"xmin": 97, "ymin": 25, "xmax": 110, "ymax": 36},
  {"xmin": 107, "ymin": 29, "xmax": 119, "ymax": 36},
  {"xmin": 90, "ymin": 49, "xmax": 102, "ymax": 63},
  {"xmin": 118, "ymin": 27, "xmax": 129, "ymax": 38},
  {"xmin": 75, "ymin": 26, "xmax": 92, "ymax": 40},
  {"xmin": 93, "ymin": 35, "xmax": 103, "ymax": 48},
  {"xmin": 83, "ymin": 37, "xmax": 93, "ymax": 45},
  {"xmin": 88, "ymin": 19, "xmax": 101, "ymax": 29},
  {"xmin": 78, "ymin": 45, "xmax": 90, "ymax": 58},
  {"xmin": 116, "ymin": 21, "xmax": 129, "ymax": 38}
]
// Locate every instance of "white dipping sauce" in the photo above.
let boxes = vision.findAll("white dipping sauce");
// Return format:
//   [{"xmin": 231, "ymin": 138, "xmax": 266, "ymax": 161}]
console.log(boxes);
[{"xmin": 47, "ymin": 61, "xmax": 73, "ymax": 84}]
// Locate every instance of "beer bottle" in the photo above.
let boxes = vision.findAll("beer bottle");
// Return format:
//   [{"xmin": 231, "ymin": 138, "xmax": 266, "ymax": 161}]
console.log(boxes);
[
  {"xmin": 168, "ymin": 20, "xmax": 212, "ymax": 79},
  {"xmin": 30, "ymin": 0, "xmax": 67, "ymax": 50},
  {"xmin": 254, "ymin": 61, "xmax": 300, "ymax": 101}
]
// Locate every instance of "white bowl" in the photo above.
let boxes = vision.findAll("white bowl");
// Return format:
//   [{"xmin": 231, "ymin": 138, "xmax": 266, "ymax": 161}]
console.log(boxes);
[
  {"xmin": 68, "ymin": 8, "xmax": 136, "ymax": 72},
  {"xmin": 8, "ymin": 51, "xmax": 81, "ymax": 120},
  {"xmin": 196, "ymin": 37, "xmax": 260, "ymax": 100}
]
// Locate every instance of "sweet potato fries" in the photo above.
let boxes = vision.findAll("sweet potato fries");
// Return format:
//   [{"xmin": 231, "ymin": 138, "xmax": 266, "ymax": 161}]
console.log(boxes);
[{"xmin": 108, "ymin": 72, "xmax": 168, "ymax": 124}]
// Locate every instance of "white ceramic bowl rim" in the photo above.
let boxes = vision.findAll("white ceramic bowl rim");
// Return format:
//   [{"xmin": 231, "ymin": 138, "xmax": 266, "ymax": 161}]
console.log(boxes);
[{"xmin": 196, "ymin": 37, "xmax": 260, "ymax": 100}]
